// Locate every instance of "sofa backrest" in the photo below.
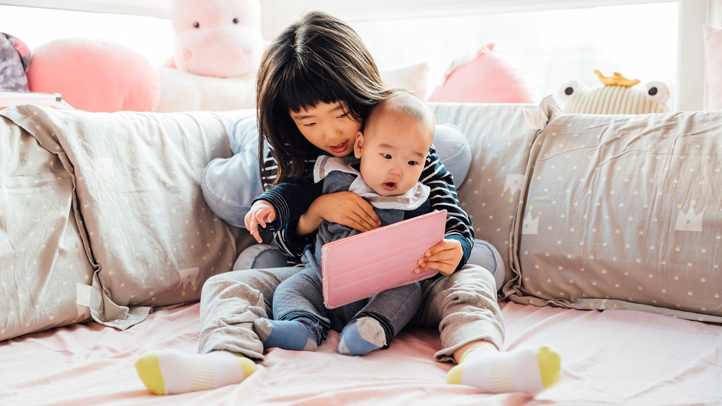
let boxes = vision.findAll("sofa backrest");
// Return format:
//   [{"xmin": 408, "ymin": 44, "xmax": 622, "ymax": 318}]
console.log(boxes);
[{"xmin": 435, "ymin": 98, "xmax": 722, "ymax": 322}]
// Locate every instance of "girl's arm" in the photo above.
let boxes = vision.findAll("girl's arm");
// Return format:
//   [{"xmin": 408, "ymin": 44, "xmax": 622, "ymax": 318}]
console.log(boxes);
[
  {"xmin": 262, "ymin": 148, "xmax": 310, "ymax": 263},
  {"xmin": 251, "ymin": 175, "xmax": 323, "ymax": 234},
  {"xmin": 262, "ymin": 151, "xmax": 379, "ymax": 263},
  {"xmin": 421, "ymin": 145, "xmax": 474, "ymax": 269},
  {"xmin": 273, "ymin": 190, "xmax": 381, "ymax": 262}
]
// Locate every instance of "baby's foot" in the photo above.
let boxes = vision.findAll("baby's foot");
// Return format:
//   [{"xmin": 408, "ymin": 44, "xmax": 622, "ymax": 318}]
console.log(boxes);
[{"xmin": 254, "ymin": 317, "xmax": 322, "ymax": 351}]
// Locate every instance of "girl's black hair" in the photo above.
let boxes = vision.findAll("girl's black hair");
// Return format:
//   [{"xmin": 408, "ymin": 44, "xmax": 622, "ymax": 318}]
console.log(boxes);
[{"xmin": 256, "ymin": 11, "xmax": 391, "ymax": 186}]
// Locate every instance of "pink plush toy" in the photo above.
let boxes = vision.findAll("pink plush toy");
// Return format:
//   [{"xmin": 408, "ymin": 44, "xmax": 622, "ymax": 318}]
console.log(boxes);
[
  {"xmin": 27, "ymin": 38, "xmax": 160, "ymax": 112},
  {"xmin": 428, "ymin": 43, "xmax": 540, "ymax": 104},
  {"xmin": 168, "ymin": 0, "xmax": 263, "ymax": 78}
]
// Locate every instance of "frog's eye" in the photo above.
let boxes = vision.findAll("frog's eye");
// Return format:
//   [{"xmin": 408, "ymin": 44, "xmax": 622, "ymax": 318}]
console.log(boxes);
[
  {"xmin": 556, "ymin": 80, "xmax": 587, "ymax": 105},
  {"xmin": 644, "ymin": 81, "xmax": 669, "ymax": 104}
]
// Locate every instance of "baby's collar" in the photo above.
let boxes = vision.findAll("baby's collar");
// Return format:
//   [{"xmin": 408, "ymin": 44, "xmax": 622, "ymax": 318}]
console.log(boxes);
[{"xmin": 313, "ymin": 156, "xmax": 430, "ymax": 211}]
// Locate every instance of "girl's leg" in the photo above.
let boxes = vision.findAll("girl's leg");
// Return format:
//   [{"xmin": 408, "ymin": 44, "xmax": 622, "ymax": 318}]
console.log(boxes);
[
  {"xmin": 135, "ymin": 267, "xmax": 299, "ymax": 395},
  {"xmin": 414, "ymin": 264, "xmax": 505, "ymax": 361},
  {"xmin": 415, "ymin": 261, "xmax": 560, "ymax": 393},
  {"xmin": 198, "ymin": 267, "xmax": 300, "ymax": 358},
  {"xmin": 233, "ymin": 243, "xmax": 289, "ymax": 271},
  {"xmin": 432, "ymin": 123, "xmax": 472, "ymax": 187},
  {"xmin": 468, "ymin": 239, "xmax": 506, "ymax": 291}
]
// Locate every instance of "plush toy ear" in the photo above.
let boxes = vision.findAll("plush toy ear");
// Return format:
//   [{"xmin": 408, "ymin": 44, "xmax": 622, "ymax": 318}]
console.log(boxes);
[
  {"xmin": 556, "ymin": 80, "xmax": 587, "ymax": 106},
  {"xmin": 644, "ymin": 81, "xmax": 669, "ymax": 105},
  {"xmin": 5, "ymin": 33, "xmax": 31, "ymax": 71}
]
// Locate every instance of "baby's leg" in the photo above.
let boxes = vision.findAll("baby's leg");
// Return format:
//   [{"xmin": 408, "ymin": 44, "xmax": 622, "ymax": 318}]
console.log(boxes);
[
  {"xmin": 338, "ymin": 283, "xmax": 422, "ymax": 356},
  {"xmin": 254, "ymin": 317, "xmax": 323, "ymax": 351},
  {"xmin": 255, "ymin": 266, "xmax": 329, "ymax": 351}
]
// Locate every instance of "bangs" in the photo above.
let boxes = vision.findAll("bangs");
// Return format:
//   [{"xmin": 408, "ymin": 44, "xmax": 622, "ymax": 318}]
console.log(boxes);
[
  {"xmin": 277, "ymin": 58, "xmax": 367, "ymax": 121},
  {"xmin": 281, "ymin": 66, "xmax": 344, "ymax": 114}
]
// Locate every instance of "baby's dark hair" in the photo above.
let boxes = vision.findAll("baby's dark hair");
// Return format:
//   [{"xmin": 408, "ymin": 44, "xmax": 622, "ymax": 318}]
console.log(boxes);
[{"xmin": 256, "ymin": 11, "xmax": 391, "ymax": 186}]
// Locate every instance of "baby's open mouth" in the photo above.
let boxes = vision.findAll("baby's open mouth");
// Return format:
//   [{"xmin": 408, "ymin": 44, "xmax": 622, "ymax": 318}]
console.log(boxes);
[{"xmin": 383, "ymin": 181, "xmax": 397, "ymax": 191}]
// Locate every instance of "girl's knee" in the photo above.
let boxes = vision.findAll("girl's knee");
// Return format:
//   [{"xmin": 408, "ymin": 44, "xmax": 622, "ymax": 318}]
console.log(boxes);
[
  {"xmin": 234, "ymin": 244, "xmax": 287, "ymax": 270},
  {"xmin": 466, "ymin": 241, "xmax": 505, "ymax": 291}
]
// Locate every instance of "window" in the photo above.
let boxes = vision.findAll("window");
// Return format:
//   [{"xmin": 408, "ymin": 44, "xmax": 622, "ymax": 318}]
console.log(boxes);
[
  {"xmin": 352, "ymin": 3, "xmax": 678, "ymax": 109},
  {"xmin": 0, "ymin": 4, "xmax": 172, "ymax": 67},
  {"xmin": 1, "ymin": 0, "xmax": 717, "ymax": 110}
]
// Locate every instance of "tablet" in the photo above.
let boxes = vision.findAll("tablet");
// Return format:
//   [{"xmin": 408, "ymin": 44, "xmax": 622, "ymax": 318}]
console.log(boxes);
[{"xmin": 321, "ymin": 209, "xmax": 447, "ymax": 309}]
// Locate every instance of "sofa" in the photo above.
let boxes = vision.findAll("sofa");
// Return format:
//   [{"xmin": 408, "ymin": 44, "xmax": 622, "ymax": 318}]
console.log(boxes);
[{"xmin": 1, "ymin": 99, "xmax": 720, "ymax": 405}]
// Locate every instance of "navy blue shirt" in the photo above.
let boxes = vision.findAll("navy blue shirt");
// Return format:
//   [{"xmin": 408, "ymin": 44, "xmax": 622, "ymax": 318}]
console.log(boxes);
[{"xmin": 258, "ymin": 145, "xmax": 474, "ymax": 269}]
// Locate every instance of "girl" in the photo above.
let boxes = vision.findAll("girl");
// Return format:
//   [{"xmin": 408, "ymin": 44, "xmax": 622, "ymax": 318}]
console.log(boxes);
[{"xmin": 135, "ymin": 11, "xmax": 559, "ymax": 396}]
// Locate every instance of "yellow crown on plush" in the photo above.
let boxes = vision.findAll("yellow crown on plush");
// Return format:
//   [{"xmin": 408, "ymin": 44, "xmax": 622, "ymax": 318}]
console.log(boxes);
[
  {"xmin": 556, "ymin": 70, "xmax": 670, "ymax": 114},
  {"xmin": 593, "ymin": 70, "xmax": 640, "ymax": 87}
]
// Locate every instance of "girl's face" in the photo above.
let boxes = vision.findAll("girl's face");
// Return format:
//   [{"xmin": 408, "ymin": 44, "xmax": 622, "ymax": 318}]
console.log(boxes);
[{"xmin": 290, "ymin": 102, "xmax": 362, "ymax": 157}]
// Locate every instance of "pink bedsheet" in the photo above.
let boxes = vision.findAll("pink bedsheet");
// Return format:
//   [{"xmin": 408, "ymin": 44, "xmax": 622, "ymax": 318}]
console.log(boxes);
[{"xmin": 2, "ymin": 301, "xmax": 720, "ymax": 405}]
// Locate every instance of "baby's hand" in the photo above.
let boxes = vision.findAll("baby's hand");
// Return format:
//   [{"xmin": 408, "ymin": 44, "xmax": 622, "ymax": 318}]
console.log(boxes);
[
  {"xmin": 414, "ymin": 238, "xmax": 463, "ymax": 276},
  {"xmin": 244, "ymin": 200, "xmax": 276, "ymax": 243}
]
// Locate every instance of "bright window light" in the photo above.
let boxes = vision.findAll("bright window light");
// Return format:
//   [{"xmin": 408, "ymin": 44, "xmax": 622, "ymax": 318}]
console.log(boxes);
[
  {"xmin": 0, "ymin": 2, "xmax": 679, "ymax": 109},
  {"xmin": 353, "ymin": 2, "xmax": 678, "ymax": 109},
  {"xmin": 0, "ymin": 5, "xmax": 173, "ymax": 67}
]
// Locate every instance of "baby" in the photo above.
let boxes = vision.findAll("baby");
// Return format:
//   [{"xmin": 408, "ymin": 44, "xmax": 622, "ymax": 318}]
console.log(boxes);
[{"xmin": 245, "ymin": 90, "xmax": 451, "ymax": 355}]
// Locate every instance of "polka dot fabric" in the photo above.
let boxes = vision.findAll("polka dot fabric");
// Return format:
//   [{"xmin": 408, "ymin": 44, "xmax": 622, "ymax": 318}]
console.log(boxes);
[
  {"xmin": 2, "ymin": 106, "xmax": 257, "ymax": 330},
  {"xmin": 509, "ymin": 104, "xmax": 722, "ymax": 322},
  {"xmin": 430, "ymin": 102, "xmax": 542, "ymax": 288}
]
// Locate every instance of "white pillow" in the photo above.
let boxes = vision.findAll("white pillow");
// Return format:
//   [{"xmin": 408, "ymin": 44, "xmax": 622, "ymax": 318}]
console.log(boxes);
[
  {"xmin": 380, "ymin": 62, "xmax": 431, "ymax": 100},
  {"xmin": 703, "ymin": 25, "xmax": 722, "ymax": 110},
  {"xmin": 154, "ymin": 68, "xmax": 256, "ymax": 112}
]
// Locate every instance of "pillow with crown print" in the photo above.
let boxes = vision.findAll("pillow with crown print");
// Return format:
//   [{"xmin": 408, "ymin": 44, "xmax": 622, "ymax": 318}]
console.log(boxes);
[{"xmin": 505, "ymin": 108, "xmax": 722, "ymax": 323}]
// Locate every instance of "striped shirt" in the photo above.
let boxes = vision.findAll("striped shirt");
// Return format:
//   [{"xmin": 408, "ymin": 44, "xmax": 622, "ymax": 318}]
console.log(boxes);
[{"xmin": 260, "ymin": 145, "xmax": 474, "ymax": 267}]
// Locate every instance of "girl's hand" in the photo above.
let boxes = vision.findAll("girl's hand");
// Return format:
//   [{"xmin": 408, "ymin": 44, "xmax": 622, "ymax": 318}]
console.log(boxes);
[
  {"xmin": 414, "ymin": 238, "xmax": 463, "ymax": 276},
  {"xmin": 297, "ymin": 191, "xmax": 381, "ymax": 236},
  {"xmin": 244, "ymin": 200, "xmax": 276, "ymax": 243}
]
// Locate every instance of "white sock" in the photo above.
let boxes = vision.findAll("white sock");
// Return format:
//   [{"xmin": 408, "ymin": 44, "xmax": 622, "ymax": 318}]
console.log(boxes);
[
  {"xmin": 447, "ymin": 346, "xmax": 561, "ymax": 393},
  {"xmin": 135, "ymin": 349, "xmax": 257, "ymax": 395}
]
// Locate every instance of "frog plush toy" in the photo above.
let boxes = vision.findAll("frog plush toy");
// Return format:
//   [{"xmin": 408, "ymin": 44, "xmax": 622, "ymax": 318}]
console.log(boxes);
[{"xmin": 556, "ymin": 70, "xmax": 670, "ymax": 114}]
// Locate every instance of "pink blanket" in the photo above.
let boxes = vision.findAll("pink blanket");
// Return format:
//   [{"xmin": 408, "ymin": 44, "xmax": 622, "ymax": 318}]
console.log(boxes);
[{"xmin": 2, "ymin": 302, "xmax": 720, "ymax": 405}]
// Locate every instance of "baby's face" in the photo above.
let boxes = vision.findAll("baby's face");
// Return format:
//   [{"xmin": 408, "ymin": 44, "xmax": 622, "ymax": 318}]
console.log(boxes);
[{"xmin": 354, "ymin": 112, "xmax": 432, "ymax": 197}]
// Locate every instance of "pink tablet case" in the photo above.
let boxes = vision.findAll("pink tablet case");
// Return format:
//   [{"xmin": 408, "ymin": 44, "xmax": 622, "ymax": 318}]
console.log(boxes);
[{"xmin": 321, "ymin": 209, "xmax": 447, "ymax": 309}]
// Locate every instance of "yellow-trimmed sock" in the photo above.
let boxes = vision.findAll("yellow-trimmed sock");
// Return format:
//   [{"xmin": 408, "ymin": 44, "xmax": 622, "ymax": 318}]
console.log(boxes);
[
  {"xmin": 134, "ymin": 349, "xmax": 257, "ymax": 395},
  {"xmin": 447, "ymin": 346, "xmax": 561, "ymax": 394}
]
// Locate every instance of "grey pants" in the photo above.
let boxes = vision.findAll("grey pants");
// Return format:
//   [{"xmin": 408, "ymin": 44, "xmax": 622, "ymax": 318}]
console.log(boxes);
[{"xmin": 199, "ymin": 242, "xmax": 505, "ymax": 363}]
